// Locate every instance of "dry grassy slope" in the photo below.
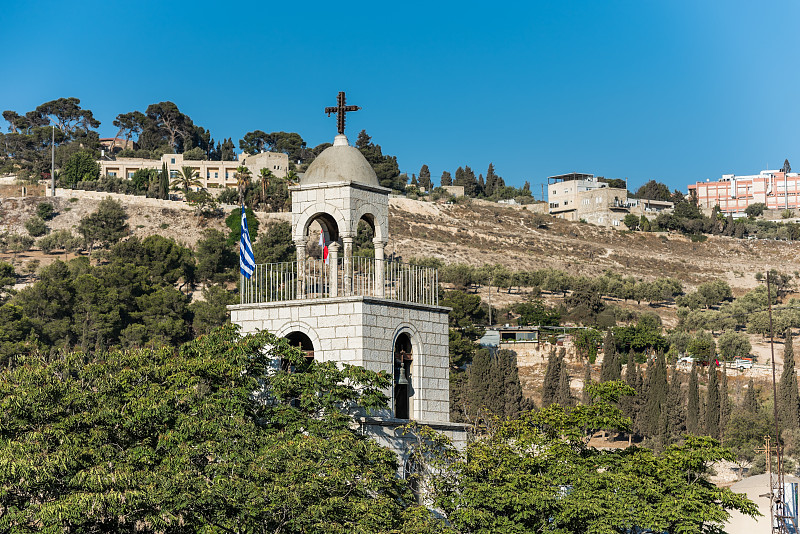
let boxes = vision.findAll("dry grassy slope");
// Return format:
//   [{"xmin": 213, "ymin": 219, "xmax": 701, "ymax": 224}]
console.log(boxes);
[{"xmin": 388, "ymin": 197, "xmax": 800, "ymax": 293}]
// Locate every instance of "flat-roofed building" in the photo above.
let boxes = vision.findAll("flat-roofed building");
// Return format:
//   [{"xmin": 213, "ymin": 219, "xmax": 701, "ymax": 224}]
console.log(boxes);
[
  {"xmin": 98, "ymin": 151, "xmax": 290, "ymax": 191},
  {"xmin": 688, "ymin": 169, "xmax": 800, "ymax": 214},
  {"xmin": 547, "ymin": 172, "xmax": 672, "ymax": 227}
]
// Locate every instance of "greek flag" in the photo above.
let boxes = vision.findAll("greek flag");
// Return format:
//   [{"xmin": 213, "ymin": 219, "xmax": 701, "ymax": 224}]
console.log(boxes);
[{"xmin": 239, "ymin": 205, "xmax": 255, "ymax": 279}]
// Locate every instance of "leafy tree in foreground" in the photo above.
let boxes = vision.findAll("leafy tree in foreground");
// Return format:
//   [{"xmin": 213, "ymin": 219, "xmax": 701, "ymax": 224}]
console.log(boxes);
[
  {"xmin": 61, "ymin": 150, "xmax": 100, "ymax": 185},
  {"xmin": 0, "ymin": 326, "xmax": 433, "ymax": 533},
  {"xmin": 425, "ymin": 381, "xmax": 759, "ymax": 533}
]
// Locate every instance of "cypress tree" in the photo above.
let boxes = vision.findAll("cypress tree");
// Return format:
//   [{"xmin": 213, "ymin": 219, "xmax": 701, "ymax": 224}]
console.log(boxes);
[
  {"xmin": 440, "ymin": 171, "xmax": 452, "ymax": 187},
  {"xmin": 743, "ymin": 377, "xmax": 759, "ymax": 414},
  {"xmin": 418, "ymin": 164, "xmax": 431, "ymax": 190},
  {"xmin": 485, "ymin": 163, "xmax": 497, "ymax": 197},
  {"xmin": 499, "ymin": 349, "xmax": 528, "ymax": 418},
  {"xmin": 632, "ymin": 362, "xmax": 645, "ymax": 436},
  {"xmin": 687, "ymin": 362, "xmax": 700, "ymax": 434},
  {"xmin": 663, "ymin": 362, "xmax": 685, "ymax": 446},
  {"xmin": 644, "ymin": 351, "xmax": 668, "ymax": 437},
  {"xmin": 600, "ymin": 331, "xmax": 618, "ymax": 382},
  {"xmin": 541, "ymin": 348, "xmax": 560, "ymax": 407},
  {"xmin": 778, "ymin": 329, "xmax": 800, "ymax": 431},
  {"xmin": 705, "ymin": 364, "xmax": 720, "ymax": 439},
  {"xmin": 719, "ymin": 363, "xmax": 730, "ymax": 439},
  {"xmin": 620, "ymin": 350, "xmax": 637, "ymax": 420},
  {"xmin": 477, "ymin": 174, "xmax": 485, "ymax": 197},
  {"xmin": 582, "ymin": 361, "xmax": 592, "ymax": 405},
  {"xmin": 466, "ymin": 348, "xmax": 492, "ymax": 419},
  {"xmin": 556, "ymin": 357, "xmax": 574, "ymax": 407}
]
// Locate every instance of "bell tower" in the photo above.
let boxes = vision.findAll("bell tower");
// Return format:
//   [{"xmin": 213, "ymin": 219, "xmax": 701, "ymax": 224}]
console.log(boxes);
[{"xmin": 230, "ymin": 94, "xmax": 467, "ymax": 454}]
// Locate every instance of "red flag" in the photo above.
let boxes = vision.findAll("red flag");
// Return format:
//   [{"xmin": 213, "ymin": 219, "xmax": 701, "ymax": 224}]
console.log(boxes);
[{"xmin": 320, "ymin": 229, "xmax": 329, "ymax": 264}]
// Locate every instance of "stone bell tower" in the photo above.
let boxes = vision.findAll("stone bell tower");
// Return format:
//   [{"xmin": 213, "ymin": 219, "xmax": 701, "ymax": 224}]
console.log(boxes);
[{"xmin": 229, "ymin": 93, "xmax": 466, "ymax": 455}]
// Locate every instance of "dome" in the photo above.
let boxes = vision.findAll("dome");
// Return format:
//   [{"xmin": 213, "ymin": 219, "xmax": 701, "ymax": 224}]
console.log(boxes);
[{"xmin": 301, "ymin": 134, "xmax": 379, "ymax": 187}]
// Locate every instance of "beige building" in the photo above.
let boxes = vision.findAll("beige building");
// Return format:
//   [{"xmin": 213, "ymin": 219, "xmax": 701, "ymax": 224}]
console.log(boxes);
[
  {"xmin": 548, "ymin": 172, "xmax": 672, "ymax": 227},
  {"xmin": 98, "ymin": 151, "xmax": 290, "ymax": 190}
]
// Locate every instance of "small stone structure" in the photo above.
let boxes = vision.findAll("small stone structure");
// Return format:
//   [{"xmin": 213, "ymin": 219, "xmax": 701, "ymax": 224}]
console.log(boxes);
[{"xmin": 229, "ymin": 131, "xmax": 467, "ymax": 460}]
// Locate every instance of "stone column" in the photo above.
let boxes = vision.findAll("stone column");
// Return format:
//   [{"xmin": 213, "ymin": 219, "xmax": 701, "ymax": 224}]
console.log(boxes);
[
  {"xmin": 342, "ymin": 235, "xmax": 354, "ymax": 296},
  {"xmin": 295, "ymin": 241, "xmax": 306, "ymax": 299},
  {"xmin": 328, "ymin": 242, "xmax": 340, "ymax": 297},
  {"xmin": 373, "ymin": 238, "xmax": 386, "ymax": 297}
]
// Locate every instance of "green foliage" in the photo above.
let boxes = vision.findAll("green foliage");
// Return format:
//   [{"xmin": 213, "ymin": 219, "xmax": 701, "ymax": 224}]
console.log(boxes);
[
  {"xmin": 448, "ymin": 328, "xmax": 476, "ymax": 369},
  {"xmin": 428, "ymin": 381, "xmax": 758, "ymax": 533},
  {"xmin": 24, "ymin": 215, "xmax": 48, "ymax": 237},
  {"xmin": 717, "ymin": 330, "xmax": 751, "ymax": 360},
  {"xmin": 225, "ymin": 206, "xmax": 259, "ymax": 247},
  {"xmin": 170, "ymin": 165, "xmax": 203, "ymax": 193},
  {"xmin": 61, "ymin": 150, "xmax": 100, "ymax": 185},
  {"xmin": 623, "ymin": 213, "xmax": 639, "ymax": 230},
  {"xmin": 778, "ymin": 329, "xmax": 800, "ymax": 432},
  {"xmin": 196, "ymin": 228, "xmax": 237, "ymax": 283},
  {"xmin": 0, "ymin": 326, "xmax": 430, "ymax": 532},
  {"xmin": 37, "ymin": 229, "xmax": 81, "ymax": 254},
  {"xmin": 77, "ymin": 197, "xmax": 129, "ymax": 252},
  {"xmin": 514, "ymin": 299, "xmax": 560, "ymax": 326},
  {"xmin": 253, "ymin": 221, "xmax": 295, "ymax": 264},
  {"xmin": 356, "ymin": 130, "xmax": 405, "ymax": 192},
  {"xmin": 745, "ymin": 202, "xmax": 767, "ymax": 218},
  {"xmin": 189, "ymin": 284, "xmax": 237, "ymax": 335},
  {"xmin": 36, "ymin": 201, "xmax": 55, "ymax": 220},
  {"xmin": 634, "ymin": 179, "xmax": 672, "ymax": 201},
  {"xmin": 573, "ymin": 328, "xmax": 602, "ymax": 362}
]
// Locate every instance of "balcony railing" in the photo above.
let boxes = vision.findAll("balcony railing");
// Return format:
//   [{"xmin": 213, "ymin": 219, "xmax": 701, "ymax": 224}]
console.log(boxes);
[{"xmin": 240, "ymin": 256, "xmax": 439, "ymax": 306}]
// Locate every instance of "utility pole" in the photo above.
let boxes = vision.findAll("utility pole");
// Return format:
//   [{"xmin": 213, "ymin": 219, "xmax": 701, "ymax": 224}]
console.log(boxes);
[{"xmin": 50, "ymin": 125, "xmax": 55, "ymax": 196}]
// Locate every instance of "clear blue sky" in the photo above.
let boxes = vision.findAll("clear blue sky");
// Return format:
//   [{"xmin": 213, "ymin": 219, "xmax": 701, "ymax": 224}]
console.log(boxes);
[{"xmin": 3, "ymin": 0, "xmax": 799, "ymax": 196}]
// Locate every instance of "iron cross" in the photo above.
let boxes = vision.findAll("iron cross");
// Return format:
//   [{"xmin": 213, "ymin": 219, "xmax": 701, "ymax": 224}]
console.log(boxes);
[{"xmin": 325, "ymin": 91, "xmax": 360, "ymax": 135}]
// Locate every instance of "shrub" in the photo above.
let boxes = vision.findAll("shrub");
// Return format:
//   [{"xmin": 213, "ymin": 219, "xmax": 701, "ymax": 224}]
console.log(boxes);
[
  {"xmin": 36, "ymin": 202, "xmax": 55, "ymax": 220},
  {"xmin": 24, "ymin": 217, "xmax": 48, "ymax": 237}
]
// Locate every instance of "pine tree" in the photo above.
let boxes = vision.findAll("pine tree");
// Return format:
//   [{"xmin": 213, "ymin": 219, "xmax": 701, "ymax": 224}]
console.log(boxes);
[
  {"xmin": 719, "ymin": 363, "xmax": 730, "ymax": 439},
  {"xmin": 743, "ymin": 378, "xmax": 759, "ymax": 414},
  {"xmin": 600, "ymin": 331, "xmax": 618, "ymax": 382},
  {"xmin": 410, "ymin": 174, "xmax": 418, "ymax": 187},
  {"xmin": 687, "ymin": 362, "xmax": 700, "ymax": 434},
  {"xmin": 541, "ymin": 348, "xmax": 561, "ymax": 407},
  {"xmin": 556, "ymin": 357, "xmax": 574, "ymax": 407},
  {"xmin": 778, "ymin": 329, "xmax": 800, "ymax": 431},
  {"xmin": 582, "ymin": 361, "xmax": 592, "ymax": 405},
  {"xmin": 705, "ymin": 364, "xmax": 720, "ymax": 439},
  {"xmin": 645, "ymin": 351, "xmax": 668, "ymax": 437},
  {"xmin": 440, "ymin": 171, "xmax": 452, "ymax": 187}
]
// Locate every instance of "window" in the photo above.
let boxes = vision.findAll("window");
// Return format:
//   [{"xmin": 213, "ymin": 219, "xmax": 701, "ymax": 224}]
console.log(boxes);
[
  {"xmin": 613, "ymin": 219, "xmax": 620, "ymax": 226},
  {"xmin": 108, "ymin": 172, "xmax": 117, "ymax": 177},
  {"xmin": 170, "ymin": 158, "xmax": 175, "ymax": 164},
  {"xmin": 127, "ymin": 171, "xmax": 134, "ymax": 179},
  {"xmin": 225, "ymin": 171, "xmax": 229, "ymax": 179},
  {"xmin": 214, "ymin": 172, "xmax": 218, "ymax": 179}
]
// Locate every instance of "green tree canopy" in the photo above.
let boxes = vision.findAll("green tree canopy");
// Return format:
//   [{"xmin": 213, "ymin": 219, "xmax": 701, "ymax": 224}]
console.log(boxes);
[
  {"xmin": 61, "ymin": 150, "xmax": 100, "ymax": 185},
  {"xmin": 0, "ymin": 326, "xmax": 433, "ymax": 533},
  {"xmin": 77, "ymin": 197, "xmax": 129, "ymax": 252}
]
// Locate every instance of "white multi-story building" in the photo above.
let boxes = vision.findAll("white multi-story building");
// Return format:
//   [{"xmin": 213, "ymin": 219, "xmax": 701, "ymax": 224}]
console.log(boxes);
[{"xmin": 98, "ymin": 151, "xmax": 290, "ymax": 190}]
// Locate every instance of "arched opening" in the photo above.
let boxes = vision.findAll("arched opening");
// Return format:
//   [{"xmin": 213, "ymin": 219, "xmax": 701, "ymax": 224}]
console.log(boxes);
[
  {"xmin": 354, "ymin": 216, "xmax": 375, "ymax": 257},
  {"xmin": 394, "ymin": 333, "xmax": 413, "ymax": 419},
  {"xmin": 305, "ymin": 213, "xmax": 339, "ymax": 259},
  {"xmin": 283, "ymin": 331, "xmax": 314, "ymax": 372}
]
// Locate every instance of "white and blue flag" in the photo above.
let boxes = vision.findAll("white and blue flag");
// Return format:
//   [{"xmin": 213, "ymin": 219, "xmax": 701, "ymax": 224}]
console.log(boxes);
[{"xmin": 239, "ymin": 205, "xmax": 255, "ymax": 279}]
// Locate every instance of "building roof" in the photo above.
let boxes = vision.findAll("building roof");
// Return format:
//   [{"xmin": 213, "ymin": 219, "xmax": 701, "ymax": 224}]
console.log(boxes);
[{"xmin": 301, "ymin": 134, "xmax": 379, "ymax": 187}]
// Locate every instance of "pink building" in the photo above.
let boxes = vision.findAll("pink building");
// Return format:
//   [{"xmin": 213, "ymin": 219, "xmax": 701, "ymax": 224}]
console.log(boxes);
[{"xmin": 688, "ymin": 170, "xmax": 800, "ymax": 213}]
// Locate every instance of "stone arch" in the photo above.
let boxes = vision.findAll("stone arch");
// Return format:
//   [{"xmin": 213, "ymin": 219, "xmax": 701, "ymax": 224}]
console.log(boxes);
[
  {"xmin": 275, "ymin": 322, "xmax": 321, "ymax": 357},
  {"xmin": 352, "ymin": 204, "xmax": 388, "ymax": 242},
  {"xmin": 392, "ymin": 324, "xmax": 420, "ymax": 420},
  {"xmin": 295, "ymin": 205, "xmax": 347, "ymax": 243}
]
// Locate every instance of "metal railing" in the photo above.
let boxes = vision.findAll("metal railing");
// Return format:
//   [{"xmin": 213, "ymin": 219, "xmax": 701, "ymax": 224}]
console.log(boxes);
[{"xmin": 240, "ymin": 256, "xmax": 439, "ymax": 306}]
